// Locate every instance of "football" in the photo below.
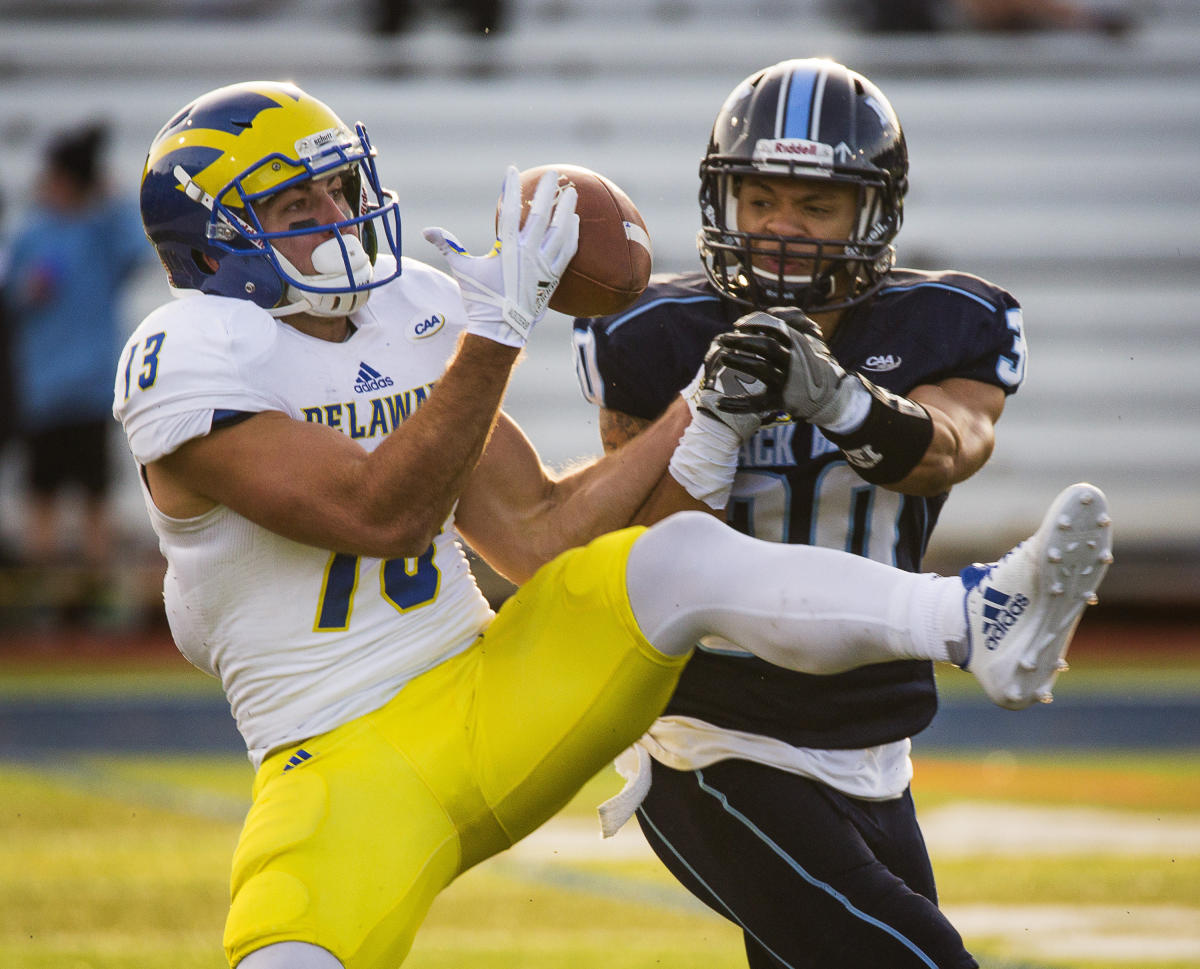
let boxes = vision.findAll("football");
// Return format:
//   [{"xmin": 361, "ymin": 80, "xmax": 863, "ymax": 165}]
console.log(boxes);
[{"xmin": 515, "ymin": 164, "xmax": 653, "ymax": 318}]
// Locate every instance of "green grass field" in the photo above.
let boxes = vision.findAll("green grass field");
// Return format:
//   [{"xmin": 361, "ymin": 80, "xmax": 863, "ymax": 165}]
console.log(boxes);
[
  {"xmin": 3, "ymin": 750, "xmax": 1197, "ymax": 969},
  {"xmin": 2, "ymin": 639, "xmax": 1198, "ymax": 969}
]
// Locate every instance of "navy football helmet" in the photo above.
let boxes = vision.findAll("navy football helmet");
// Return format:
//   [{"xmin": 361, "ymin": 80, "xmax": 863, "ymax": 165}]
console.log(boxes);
[
  {"xmin": 698, "ymin": 58, "xmax": 909, "ymax": 313},
  {"xmin": 140, "ymin": 81, "xmax": 402, "ymax": 317}
]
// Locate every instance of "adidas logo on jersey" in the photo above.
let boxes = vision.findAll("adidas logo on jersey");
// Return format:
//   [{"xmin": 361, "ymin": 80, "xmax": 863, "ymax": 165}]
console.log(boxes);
[
  {"xmin": 354, "ymin": 362, "xmax": 394, "ymax": 394},
  {"xmin": 980, "ymin": 585, "xmax": 1030, "ymax": 651}
]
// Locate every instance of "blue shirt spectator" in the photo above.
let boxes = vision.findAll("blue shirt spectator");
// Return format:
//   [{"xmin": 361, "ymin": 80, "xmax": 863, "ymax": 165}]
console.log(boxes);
[
  {"xmin": 5, "ymin": 160, "xmax": 146, "ymax": 431},
  {"xmin": 2, "ymin": 122, "xmax": 151, "ymax": 620}
]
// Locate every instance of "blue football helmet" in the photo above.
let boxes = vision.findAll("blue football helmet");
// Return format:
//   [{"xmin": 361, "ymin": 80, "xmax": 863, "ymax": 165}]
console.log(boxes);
[
  {"xmin": 698, "ymin": 58, "xmax": 909, "ymax": 313},
  {"xmin": 140, "ymin": 80, "xmax": 402, "ymax": 317}
]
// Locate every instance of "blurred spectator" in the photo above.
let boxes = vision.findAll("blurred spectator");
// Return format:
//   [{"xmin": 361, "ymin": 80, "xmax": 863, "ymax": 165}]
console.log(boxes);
[
  {"xmin": 851, "ymin": 0, "xmax": 1135, "ymax": 35},
  {"xmin": 370, "ymin": 0, "xmax": 505, "ymax": 35},
  {"xmin": 1, "ymin": 122, "xmax": 149, "ymax": 624},
  {"xmin": 0, "ymin": 189, "xmax": 18, "ymax": 571},
  {"xmin": 0, "ymin": 189, "xmax": 14, "ymax": 456}
]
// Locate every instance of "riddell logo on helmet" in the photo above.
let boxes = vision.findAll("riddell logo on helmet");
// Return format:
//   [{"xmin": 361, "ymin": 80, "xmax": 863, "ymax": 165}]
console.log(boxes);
[{"xmin": 753, "ymin": 139, "xmax": 834, "ymax": 168}]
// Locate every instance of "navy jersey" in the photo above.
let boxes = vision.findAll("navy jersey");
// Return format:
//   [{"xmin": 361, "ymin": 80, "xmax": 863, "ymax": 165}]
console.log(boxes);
[{"xmin": 574, "ymin": 269, "xmax": 1026, "ymax": 749}]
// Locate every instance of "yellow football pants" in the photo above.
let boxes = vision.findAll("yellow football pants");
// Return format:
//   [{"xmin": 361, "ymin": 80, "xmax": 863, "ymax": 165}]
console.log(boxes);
[{"xmin": 224, "ymin": 526, "xmax": 687, "ymax": 968}]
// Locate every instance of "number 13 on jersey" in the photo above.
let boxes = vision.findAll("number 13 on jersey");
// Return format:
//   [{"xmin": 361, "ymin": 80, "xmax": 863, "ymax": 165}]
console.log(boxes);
[{"xmin": 121, "ymin": 331, "xmax": 167, "ymax": 398}]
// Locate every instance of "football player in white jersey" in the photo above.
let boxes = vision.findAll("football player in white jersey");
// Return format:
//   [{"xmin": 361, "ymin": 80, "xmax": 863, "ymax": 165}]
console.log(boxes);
[{"xmin": 114, "ymin": 81, "xmax": 1111, "ymax": 969}]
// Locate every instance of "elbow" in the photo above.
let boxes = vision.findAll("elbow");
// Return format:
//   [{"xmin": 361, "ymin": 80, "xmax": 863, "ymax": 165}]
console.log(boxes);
[
  {"xmin": 345, "ymin": 470, "xmax": 456, "ymax": 559},
  {"xmin": 478, "ymin": 534, "xmax": 554, "ymax": 588},
  {"xmin": 912, "ymin": 452, "xmax": 960, "ymax": 495},
  {"xmin": 891, "ymin": 437, "xmax": 993, "ymax": 497},
  {"xmin": 899, "ymin": 473, "xmax": 954, "ymax": 498},
  {"xmin": 344, "ymin": 510, "xmax": 446, "ymax": 561},
  {"xmin": 373, "ymin": 527, "xmax": 443, "ymax": 561},
  {"xmin": 880, "ymin": 451, "xmax": 957, "ymax": 497}
]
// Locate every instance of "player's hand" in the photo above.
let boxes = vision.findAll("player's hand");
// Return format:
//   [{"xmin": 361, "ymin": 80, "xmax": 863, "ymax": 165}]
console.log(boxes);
[
  {"xmin": 423, "ymin": 166, "xmax": 579, "ymax": 348},
  {"xmin": 734, "ymin": 309, "xmax": 867, "ymax": 431},
  {"xmin": 688, "ymin": 322, "xmax": 791, "ymax": 440}
]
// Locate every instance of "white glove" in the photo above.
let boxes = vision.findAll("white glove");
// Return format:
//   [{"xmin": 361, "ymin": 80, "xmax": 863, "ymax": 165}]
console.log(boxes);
[{"xmin": 423, "ymin": 166, "xmax": 579, "ymax": 348}]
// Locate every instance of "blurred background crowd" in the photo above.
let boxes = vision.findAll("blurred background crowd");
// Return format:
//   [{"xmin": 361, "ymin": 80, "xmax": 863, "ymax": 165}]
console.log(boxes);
[{"xmin": 0, "ymin": 0, "xmax": 1195, "ymax": 641}]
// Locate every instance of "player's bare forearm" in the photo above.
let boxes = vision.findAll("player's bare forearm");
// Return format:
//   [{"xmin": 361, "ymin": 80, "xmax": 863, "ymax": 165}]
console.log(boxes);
[
  {"xmin": 552, "ymin": 397, "xmax": 695, "ymax": 534},
  {"xmin": 458, "ymin": 399, "xmax": 693, "ymax": 583},
  {"xmin": 598, "ymin": 405, "xmax": 718, "ymax": 525},
  {"xmin": 883, "ymin": 378, "xmax": 1004, "ymax": 496},
  {"xmin": 360, "ymin": 333, "xmax": 521, "ymax": 547}
]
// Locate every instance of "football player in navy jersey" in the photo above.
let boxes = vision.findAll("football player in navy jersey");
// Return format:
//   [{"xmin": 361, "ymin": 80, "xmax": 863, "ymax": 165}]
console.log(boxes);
[{"xmin": 574, "ymin": 59, "xmax": 1031, "ymax": 968}]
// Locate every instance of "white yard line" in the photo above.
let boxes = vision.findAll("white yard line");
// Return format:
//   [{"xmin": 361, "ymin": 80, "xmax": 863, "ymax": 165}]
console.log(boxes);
[
  {"xmin": 920, "ymin": 800, "xmax": 1200, "ymax": 857},
  {"xmin": 944, "ymin": 904, "xmax": 1200, "ymax": 963},
  {"xmin": 507, "ymin": 801, "xmax": 1200, "ymax": 861},
  {"xmin": 497, "ymin": 802, "xmax": 1200, "ymax": 964}
]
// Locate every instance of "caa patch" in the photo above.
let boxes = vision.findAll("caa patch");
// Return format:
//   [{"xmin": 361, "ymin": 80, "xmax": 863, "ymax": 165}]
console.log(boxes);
[
  {"xmin": 862, "ymin": 354, "xmax": 901, "ymax": 373},
  {"xmin": 410, "ymin": 313, "xmax": 445, "ymax": 340}
]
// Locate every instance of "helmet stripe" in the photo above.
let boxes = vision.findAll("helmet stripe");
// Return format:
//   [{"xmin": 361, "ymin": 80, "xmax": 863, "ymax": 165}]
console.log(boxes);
[
  {"xmin": 778, "ymin": 63, "xmax": 818, "ymax": 140},
  {"xmin": 809, "ymin": 62, "xmax": 830, "ymax": 141}
]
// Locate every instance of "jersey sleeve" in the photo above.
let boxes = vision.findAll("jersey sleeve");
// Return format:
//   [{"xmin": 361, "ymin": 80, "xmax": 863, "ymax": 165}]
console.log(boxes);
[
  {"xmin": 936, "ymin": 279, "xmax": 1027, "ymax": 395},
  {"xmin": 876, "ymin": 272, "xmax": 1027, "ymax": 398},
  {"xmin": 958, "ymin": 293, "xmax": 1027, "ymax": 395},
  {"xmin": 574, "ymin": 300, "xmax": 714, "ymax": 421},
  {"xmin": 113, "ymin": 296, "xmax": 285, "ymax": 464}
]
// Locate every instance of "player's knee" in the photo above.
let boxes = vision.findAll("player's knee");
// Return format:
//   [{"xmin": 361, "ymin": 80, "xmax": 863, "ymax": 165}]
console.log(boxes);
[
  {"xmin": 627, "ymin": 511, "xmax": 731, "ymax": 656},
  {"xmin": 631, "ymin": 510, "xmax": 731, "ymax": 590},
  {"xmin": 637, "ymin": 510, "xmax": 726, "ymax": 567}
]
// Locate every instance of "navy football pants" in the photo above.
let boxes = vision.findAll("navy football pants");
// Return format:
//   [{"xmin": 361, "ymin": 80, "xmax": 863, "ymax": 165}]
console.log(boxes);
[{"xmin": 636, "ymin": 758, "xmax": 979, "ymax": 969}]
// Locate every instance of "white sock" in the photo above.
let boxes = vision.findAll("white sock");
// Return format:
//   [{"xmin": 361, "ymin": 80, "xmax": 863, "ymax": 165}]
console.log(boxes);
[
  {"xmin": 626, "ymin": 511, "xmax": 968, "ymax": 672},
  {"xmin": 908, "ymin": 571, "xmax": 969, "ymax": 666}
]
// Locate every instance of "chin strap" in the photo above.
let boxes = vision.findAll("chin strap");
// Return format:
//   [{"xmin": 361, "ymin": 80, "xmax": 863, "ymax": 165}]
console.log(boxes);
[
  {"xmin": 267, "ymin": 289, "xmax": 372, "ymax": 319},
  {"xmin": 271, "ymin": 236, "xmax": 377, "ymax": 318}
]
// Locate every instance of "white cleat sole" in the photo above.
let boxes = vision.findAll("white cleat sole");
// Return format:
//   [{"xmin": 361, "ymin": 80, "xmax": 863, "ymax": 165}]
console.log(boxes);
[{"xmin": 965, "ymin": 482, "xmax": 1114, "ymax": 711}]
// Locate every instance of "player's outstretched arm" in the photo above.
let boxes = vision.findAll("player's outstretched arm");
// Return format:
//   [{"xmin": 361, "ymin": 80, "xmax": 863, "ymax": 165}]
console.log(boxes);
[
  {"xmin": 455, "ymin": 399, "xmax": 693, "ymax": 584},
  {"xmin": 740, "ymin": 309, "xmax": 1007, "ymax": 496},
  {"xmin": 591, "ymin": 325, "xmax": 791, "ymax": 526},
  {"xmin": 146, "ymin": 335, "xmax": 523, "ymax": 560}
]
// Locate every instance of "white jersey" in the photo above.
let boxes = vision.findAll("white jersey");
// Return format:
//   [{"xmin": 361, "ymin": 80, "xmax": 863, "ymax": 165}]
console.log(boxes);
[{"xmin": 113, "ymin": 257, "xmax": 494, "ymax": 767}]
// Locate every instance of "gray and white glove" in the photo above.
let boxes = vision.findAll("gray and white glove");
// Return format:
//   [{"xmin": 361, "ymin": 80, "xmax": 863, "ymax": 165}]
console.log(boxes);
[
  {"xmin": 734, "ymin": 309, "xmax": 870, "ymax": 434},
  {"xmin": 668, "ymin": 320, "xmax": 791, "ymax": 509},
  {"xmin": 423, "ymin": 166, "xmax": 579, "ymax": 348},
  {"xmin": 688, "ymin": 323, "xmax": 791, "ymax": 440}
]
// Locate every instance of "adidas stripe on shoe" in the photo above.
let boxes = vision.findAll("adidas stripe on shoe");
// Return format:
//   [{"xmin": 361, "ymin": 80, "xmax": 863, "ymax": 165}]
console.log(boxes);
[{"xmin": 960, "ymin": 482, "xmax": 1113, "ymax": 711}]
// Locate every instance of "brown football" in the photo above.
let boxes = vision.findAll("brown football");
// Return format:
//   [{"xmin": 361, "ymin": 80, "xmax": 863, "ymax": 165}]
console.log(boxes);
[{"xmin": 515, "ymin": 164, "xmax": 653, "ymax": 318}]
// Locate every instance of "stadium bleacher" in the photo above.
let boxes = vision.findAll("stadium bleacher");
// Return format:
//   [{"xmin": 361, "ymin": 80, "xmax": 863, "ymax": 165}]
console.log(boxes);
[{"xmin": 0, "ymin": 0, "xmax": 1196, "ymax": 611}]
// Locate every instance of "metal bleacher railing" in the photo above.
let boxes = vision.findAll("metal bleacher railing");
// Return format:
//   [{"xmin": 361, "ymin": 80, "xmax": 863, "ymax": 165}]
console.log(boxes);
[{"xmin": 0, "ymin": 0, "xmax": 1196, "ymax": 622}]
